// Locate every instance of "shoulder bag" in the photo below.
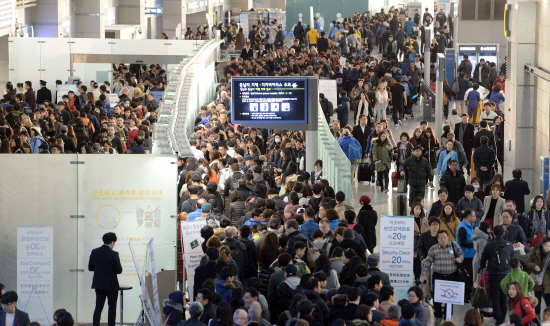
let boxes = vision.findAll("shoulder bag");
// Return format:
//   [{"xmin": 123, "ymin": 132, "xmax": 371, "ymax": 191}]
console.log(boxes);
[{"xmin": 530, "ymin": 252, "xmax": 550, "ymax": 286}]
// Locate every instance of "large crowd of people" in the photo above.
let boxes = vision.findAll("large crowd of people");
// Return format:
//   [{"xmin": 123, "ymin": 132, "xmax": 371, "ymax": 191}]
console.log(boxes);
[{"xmin": 2, "ymin": 5, "xmax": 549, "ymax": 326}]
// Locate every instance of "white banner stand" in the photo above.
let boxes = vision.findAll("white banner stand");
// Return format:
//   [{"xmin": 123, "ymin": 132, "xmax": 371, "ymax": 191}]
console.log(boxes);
[{"xmin": 434, "ymin": 280, "xmax": 465, "ymax": 321}]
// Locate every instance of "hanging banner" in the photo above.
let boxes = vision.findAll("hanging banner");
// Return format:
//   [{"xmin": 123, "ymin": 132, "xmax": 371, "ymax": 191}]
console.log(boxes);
[
  {"xmin": 240, "ymin": 13, "xmax": 249, "ymax": 40},
  {"xmin": 379, "ymin": 216, "xmax": 415, "ymax": 301},
  {"xmin": 17, "ymin": 226, "xmax": 54, "ymax": 326},
  {"xmin": 181, "ymin": 220, "xmax": 206, "ymax": 297}
]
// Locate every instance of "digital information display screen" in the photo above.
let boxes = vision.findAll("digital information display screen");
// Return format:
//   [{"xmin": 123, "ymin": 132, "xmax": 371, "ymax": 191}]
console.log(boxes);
[{"xmin": 231, "ymin": 78, "xmax": 308, "ymax": 125}]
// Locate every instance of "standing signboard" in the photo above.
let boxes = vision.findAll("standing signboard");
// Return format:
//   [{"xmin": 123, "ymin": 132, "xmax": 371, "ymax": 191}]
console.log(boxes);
[
  {"xmin": 318, "ymin": 79, "xmax": 338, "ymax": 118},
  {"xmin": 434, "ymin": 280, "xmax": 465, "ymax": 320},
  {"xmin": 379, "ymin": 216, "xmax": 415, "ymax": 300},
  {"xmin": 17, "ymin": 226, "xmax": 54, "ymax": 326},
  {"xmin": 148, "ymin": 239, "xmax": 162, "ymax": 326},
  {"xmin": 181, "ymin": 220, "xmax": 207, "ymax": 297}
]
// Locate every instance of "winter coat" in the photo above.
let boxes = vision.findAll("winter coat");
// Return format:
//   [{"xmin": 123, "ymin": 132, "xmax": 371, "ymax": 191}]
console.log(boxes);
[
  {"xmin": 457, "ymin": 59, "xmax": 473, "ymax": 78},
  {"xmin": 162, "ymin": 298, "xmax": 184, "ymax": 326},
  {"xmin": 394, "ymin": 141, "xmax": 413, "ymax": 167},
  {"xmin": 526, "ymin": 246, "xmax": 550, "ymax": 293},
  {"xmin": 473, "ymin": 144, "xmax": 495, "ymax": 180},
  {"xmin": 436, "ymin": 150, "xmax": 458, "ymax": 177},
  {"xmin": 471, "ymin": 227, "xmax": 490, "ymax": 281},
  {"xmin": 215, "ymin": 279, "xmax": 235, "ymax": 301},
  {"xmin": 457, "ymin": 219, "xmax": 476, "ymax": 258},
  {"xmin": 372, "ymin": 140, "xmax": 392, "ymax": 172},
  {"xmin": 439, "ymin": 215, "xmax": 460, "ymax": 242},
  {"xmin": 417, "ymin": 231, "xmax": 438, "ymax": 260},
  {"xmin": 456, "ymin": 196, "xmax": 485, "ymax": 223},
  {"xmin": 357, "ymin": 205, "xmax": 378, "ymax": 252},
  {"xmin": 399, "ymin": 155, "xmax": 433, "ymax": 187},
  {"xmin": 235, "ymin": 32, "xmax": 246, "ymax": 51},
  {"xmin": 335, "ymin": 96, "xmax": 350, "ymax": 124},
  {"xmin": 481, "ymin": 195, "xmax": 506, "ymax": 226},
  {"xmin": 406, "ymin": 66, "xmax": 421, "ymax": 87},
  {"xmin": 229, "ymin": 199, "xmax": 246, "ymax": 226},
  {"xmin": 439, "ymin": 169, "xmax": 466, "ymax": 205}
]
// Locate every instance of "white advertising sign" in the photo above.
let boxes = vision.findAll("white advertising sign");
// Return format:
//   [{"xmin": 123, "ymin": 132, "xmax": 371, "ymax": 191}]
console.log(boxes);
[
  {"xmin": 339, "ymin": 57, "xmax": 347, "ymax": 67},
  {"xmin": 319, "ymin": 79, "xmax": 338, "ymax": 112},
  {"xmin": 379, "ymin": 216, "xmax": 415, "ymax": 301},
  {"xmin": 17, "ymin": 226, "xmax": 54, "ymax": 326},
  {"xmin": 240, "ymin": 13, "xmax": 249, "ymax": 41},
  {"xmin": 148, "ymin": 239, "xmax": 162, "ymax": 326},
  {"xmin": 0, "ymin": 0, "xmax": 15, "ymax": 38},
  {"xmin": 181, "ymin": 220, "xmax": 206, "ymax": 297}
]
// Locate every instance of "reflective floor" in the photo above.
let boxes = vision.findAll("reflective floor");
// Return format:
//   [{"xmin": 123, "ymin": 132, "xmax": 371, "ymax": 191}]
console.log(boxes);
[{"xmin": 346, "ymin": 101, "xmax": 515, "ymax": 325}]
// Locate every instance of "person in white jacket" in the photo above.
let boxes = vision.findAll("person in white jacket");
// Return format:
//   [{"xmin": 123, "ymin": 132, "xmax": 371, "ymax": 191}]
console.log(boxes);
[
  {"xmin": 355, "ymin": 92, "xmax": 372, "ymax": 125},
  {"xmin": 375, "ymin": 82, "xmax": 389, "ymax": 123}
]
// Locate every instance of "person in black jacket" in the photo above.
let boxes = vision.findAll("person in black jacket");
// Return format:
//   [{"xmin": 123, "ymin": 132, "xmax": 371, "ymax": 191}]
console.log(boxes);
[
  {"xmin": 400, "ymin": 145, "xmax": 433, "ymax": 206},
  {"xmin": 240, "ymin": 43, "xmax": 253, "ymax": 59},
  {"xmin": 293, "ymin": 22, "xmax": 305, "ymax": 44},
  {"xmin": 197, "ymin": 288, "xmax": 216, "ymax": 325},
  {"xmin": 331, "ymin": 287, "xmax": 360, "ymax": 321},
  {"xmin": 317, "ymin": 32, "xmax": 329, "ymax": 54},
  {"xmin": 356, "ymin": 195, "xmax": 378, "ymax": 253},
  {"xmin": 0, "ymin": 291, "xmax": 31, "ymax": 326},
  {"xmin": 302, "ymin": 279, "xmax": 330, "ymax": 324},
  {"xmin": 352, "ymin": 115, "xmax": 372, "ymax": 158},
  {"xmin": 474, "ymin": 121, "xmax": 496, "ymax": 151},
  {"xmin": 329, "ymin": 228, "xmax": 367, "ymax": 263},
  {"xmin": 417, "ymin": 217, "xmax": 440, "ymax": 261},
  {"xmin": 473, "ymin": 136, "xmax": 496, "ymax": 187},
  {"xmin": 194, "ymin": 248, "xmax": 219, "ymax": 300},
  {"xmin": 479, "ymin": 225, "xmax": 515, "ymax": 326},
  {"xmin": 504, "ymin": 169, "xmax": 531, "ymax": 214},
  {"xmin": 238, "ymin": 226, "xmax": 258, "ymax": 281},
  {"xmin": 439, "ymin": 160, "xmax": 466, "ymax": 205},
  {"xmin": 221, "ymin": 228, "xmax": 248, "ymax": 280},
  {"xmin": 454, "ymin": 114, "xmax": 475, "ymax": 176},
  {"xmin": 88, "ymin": 232, "xmax": 123, "ymax": 326},
  {"xmin": 163, "ymin": 291, "xmax": 185, "ymax": 326},
  {"xmin": 36, "ymin": 80, "xmax": 52, "ymax": 105}
]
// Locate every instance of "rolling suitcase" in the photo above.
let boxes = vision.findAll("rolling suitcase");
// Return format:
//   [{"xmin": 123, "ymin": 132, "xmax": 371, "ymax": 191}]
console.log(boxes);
[
  {"xmin": 391, "ymin": 171, "xmax": 400, "ymax": 188},
  {"xmin": 357, "ymin": 163, "xmax": 372, "ymax": 182},
  {"xmin": 392, "ymin": 193, "xmax": 408, "ymax": 216}
]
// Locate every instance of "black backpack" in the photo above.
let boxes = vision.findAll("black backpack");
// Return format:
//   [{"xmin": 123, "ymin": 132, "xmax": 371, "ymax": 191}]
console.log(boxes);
[
  {"xmin": 490, "ymin": 241, "xmax": 512, "ymax": 273},
  {"xmin": 230, "ymin": 174, "xmax": 240, "ymax": 191},
  {"xmin": 229, "ymin": 246, "xmax": 246, "ymax": 279}
]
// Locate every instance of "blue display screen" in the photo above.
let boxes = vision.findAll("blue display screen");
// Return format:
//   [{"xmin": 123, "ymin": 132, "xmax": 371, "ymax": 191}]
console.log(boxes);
[{"xmin": 231, "ymin": 77, "xmax": 308, "ymax": 125}]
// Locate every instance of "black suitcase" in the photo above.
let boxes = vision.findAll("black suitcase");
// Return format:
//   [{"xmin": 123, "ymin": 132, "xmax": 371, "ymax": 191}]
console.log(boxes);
[
  {"xmin": 357, "ymin": 163, "xmax": 372, "ymax": 182},
  {"xmin": 392, "ymin": 193, "xmax": 408, "ymax": 216}
]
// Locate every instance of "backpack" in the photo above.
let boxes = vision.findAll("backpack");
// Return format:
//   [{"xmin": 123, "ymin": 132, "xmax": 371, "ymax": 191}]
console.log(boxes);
[
  {"xmin": 229, "ymin": 246, "xmax": 246, "ymax": 279},
  {"xmin": 490, "ymin": 241, "xmax": 512, "ymax": 273},
  {"xmin": 334, "ymin": 30, "xmax": 341, "ymax": 40},
  {"xmin": 326, "ymin": 101, "xmax": 334, "ymax": 117},
  {"xmin": 230, "ymin": 174, "xmax": 240, "ymax": 191},
  {"xmin": 401, "ymin": 82, "xmax": 411, "ymax": 96},
  {"xmin": 345, "ymin": 140, "xmax": 363, "ymax": 163},
  {"xmin": 22, "ymin": 105, "xmax": 32, "ymax": 115},
  {"xmin": 284, "ymin": 311, "xmax": 297, "ymax": 326},
  {"xmin": 451, "ymin": 79, "xmax": 460, "ymax": 94}
]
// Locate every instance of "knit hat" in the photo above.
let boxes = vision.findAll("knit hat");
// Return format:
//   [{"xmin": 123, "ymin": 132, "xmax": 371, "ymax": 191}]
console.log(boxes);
[
  {"xmin": 368, "ymin": 253, "xmax": 380, "ymax": 266},
  {"xmin": 284, "ymin": 204, "xmax": 295, "ymax": 214},
  {"xmin": 122, "ymin": 87, "xmax": 129, "ymax": 95},
  {"xmin": 359, "ymin": 195, "xmax": 371, "ymax": 205}
]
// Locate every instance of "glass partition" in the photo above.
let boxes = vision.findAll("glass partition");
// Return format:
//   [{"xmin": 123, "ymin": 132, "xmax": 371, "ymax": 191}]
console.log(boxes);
[{"xmin": 0, "ymin": 155, "xmax": 178, "ymax": 324}]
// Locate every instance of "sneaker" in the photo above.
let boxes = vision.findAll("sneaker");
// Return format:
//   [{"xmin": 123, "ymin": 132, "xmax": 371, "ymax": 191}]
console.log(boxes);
[
  {"xmin": 376, "ymin": 179, "xmax": 380, "ymax": 186},
  {"xmin": 371, "ymin": 176, "xmax": 376, "ymax": 183},
  {"xmin": 395, "ymin": 123, "xmax": 399, "ymax": 127},
  {"xmin": 384, "ymin": 188, "xmax": 389, "ymax": 193},
  {"xmin": 434, "ymin": 318, "xmax": 443, "ymax": 326},
  {"xmin": 399, "ymin": 120, "xmax": 403, "ymax": 126}
]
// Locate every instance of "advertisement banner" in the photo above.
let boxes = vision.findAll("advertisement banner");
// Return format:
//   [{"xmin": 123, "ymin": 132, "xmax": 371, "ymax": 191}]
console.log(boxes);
[
  {"xmin": 181, "ymin": 220, "xmax": 206, "ymax": 297},
  {"xmin": 379, "ymin": 216, "xmax": 414, "ymax": 301},
  {"xmin": 17, "ymin": 226, "xmax": 54, "ymax": 326},
  {"xmin": 318, "ymin": 79, "xmax": 338, "ymax": 111}
]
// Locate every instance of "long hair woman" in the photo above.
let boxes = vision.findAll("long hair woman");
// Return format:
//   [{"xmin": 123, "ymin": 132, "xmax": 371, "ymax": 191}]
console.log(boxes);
[
  {"xmin": 438, "ymin": 202, "xmax": 460, "ymax": 242},
  {"xmin": 506, "ymin": 281, "xmax": 536, "ymax": 325}
]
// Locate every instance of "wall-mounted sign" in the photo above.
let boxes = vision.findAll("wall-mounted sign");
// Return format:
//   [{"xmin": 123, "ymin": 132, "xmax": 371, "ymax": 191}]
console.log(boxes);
[
  {"xmin": 458, "ymin": 45, "xmax": 499, "ymax": 52},
  {"xmin": 0, "ymin": 0, "xmax": 15, "ymax": 37},
  {"xmin": 186, "ymin": 0, "xmax": 207, "ymax": 13}
]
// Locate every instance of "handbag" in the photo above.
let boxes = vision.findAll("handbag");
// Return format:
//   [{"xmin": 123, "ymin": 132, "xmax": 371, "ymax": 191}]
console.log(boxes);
[
  {"xmin": 450, "ymin": 242, "xmax": 470, "ymax": 283},
  {"xmin": 397, "ymin": 176, "xmax": 407, "ymax": 193},
  {"xmin": 530, "ymin": 252, "xmax": 550, "ymax": 286},
  {"xmin": 305, "ymin": 239, "xmax": 320, "ymax": 268},
  {"xmin": 471, "ymin": 271, "xmax": 492, "ymax": 309}
]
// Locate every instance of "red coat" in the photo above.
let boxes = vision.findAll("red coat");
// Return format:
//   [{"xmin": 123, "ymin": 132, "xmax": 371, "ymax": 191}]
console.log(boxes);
[
  {"xmin": 511, "ymin": 296, "xmax": 536, "ymax": 325},
  {"xmin": 127, "ymin": 126, "xmax": 139, "ymax": 145},
  {"xmin": 493, "ymin": 78, "xmax": 505, "ymax": 93}
]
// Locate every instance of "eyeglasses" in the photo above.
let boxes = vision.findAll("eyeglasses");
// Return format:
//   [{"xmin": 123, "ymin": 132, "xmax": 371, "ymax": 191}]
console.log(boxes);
[{"xmin": 1, "ymin": 302, "xmax": 14, "ymax": 308}]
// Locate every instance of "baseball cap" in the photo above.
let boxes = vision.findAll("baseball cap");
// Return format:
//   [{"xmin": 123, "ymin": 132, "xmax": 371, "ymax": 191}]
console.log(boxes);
[
  {"xmin": 60, "ymin": 125, "xmax": 68, "ymax": 132},
  {"xmin": 244, "ymin": 155, "xmax": 253, "ymax": 161},
  {"xmin": 201, "ymin": 203, "xmax": 212, "ymax": 212},
  {"xmin": 447, "ymin": 132, "xmax": 455, "ymax": 138},
  {"xmin": 285, "ymin": 264, "xmax": 298, "ymax": 276},
  {"xmin": 368, "ymin": 253, "xmax": 380, "ymax": 266}
]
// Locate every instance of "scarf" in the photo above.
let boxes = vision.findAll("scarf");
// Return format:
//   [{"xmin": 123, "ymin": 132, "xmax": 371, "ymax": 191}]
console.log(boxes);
[{"xmin": 439, "ymin": 150, "xmax": 455, "ymax": 178}]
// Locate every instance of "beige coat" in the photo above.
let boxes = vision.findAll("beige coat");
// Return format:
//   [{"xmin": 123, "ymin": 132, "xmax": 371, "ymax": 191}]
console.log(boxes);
[
  {"xmin": 279, "ymin": 174, "xmax": 298, "ymax": 195},
  {"xmin": 481, "ymin": 195, "xmax": 507, "ymax": 226}
]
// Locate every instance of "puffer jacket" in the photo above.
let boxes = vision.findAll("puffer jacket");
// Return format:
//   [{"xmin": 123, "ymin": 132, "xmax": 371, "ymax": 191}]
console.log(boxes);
[
  {"xmin": 229, "ymin": 199, "xmax": 246, "ymax": 226},
  {"xmin": 372, "ymin": 140, "xmax": 392, "ymax": 172},
  {"xmin": 162, "ymin": 292, "xmax": 184, "ymax": 326},
  {"xmin": 439, "ymin": 169, "xmax": 466, "ymax": 205},
  {"xmin": 215, "ymin": 279, "xmax": 235, "ymax": 301},
  {"xmin": 399, "ymin": 155, "xmax": 433, "ymax": 187}
]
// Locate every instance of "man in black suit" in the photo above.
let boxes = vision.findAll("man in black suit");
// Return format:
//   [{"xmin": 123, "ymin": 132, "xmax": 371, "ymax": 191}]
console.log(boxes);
[
  {"xmin": 454, "ymin": 113, "xmax": 475, "ymax": 176},
  {"xmin": 0, "ymin": 292, "xmax": 31, "ymax": 326},
  {"xmin": 240, "ymin": 43, "xmax": 253, "ymax": 60},
  {"xmin": 193, "ymin": 248, "xmax": 219, "ymax": 300},
  {"xmin": 177, "ymin": 302, "xmax": 206, "ymax": 326},
  {"xmin": 89, "ymin": 232, "xmax": 123, "ymax": 326},
  {"xmin": 474, "ymin": 120, "xmax": 496, "ymax": 151},
  {"xmin": 36, "ymin": 80, "xmax": 52, "ymax": 106}
]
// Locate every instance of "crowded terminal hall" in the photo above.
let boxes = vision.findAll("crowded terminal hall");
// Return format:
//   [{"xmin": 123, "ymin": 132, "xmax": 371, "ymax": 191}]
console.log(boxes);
[{"xmin": 2, "ymin": 1, "xmax": 550, "ymax": 326}]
